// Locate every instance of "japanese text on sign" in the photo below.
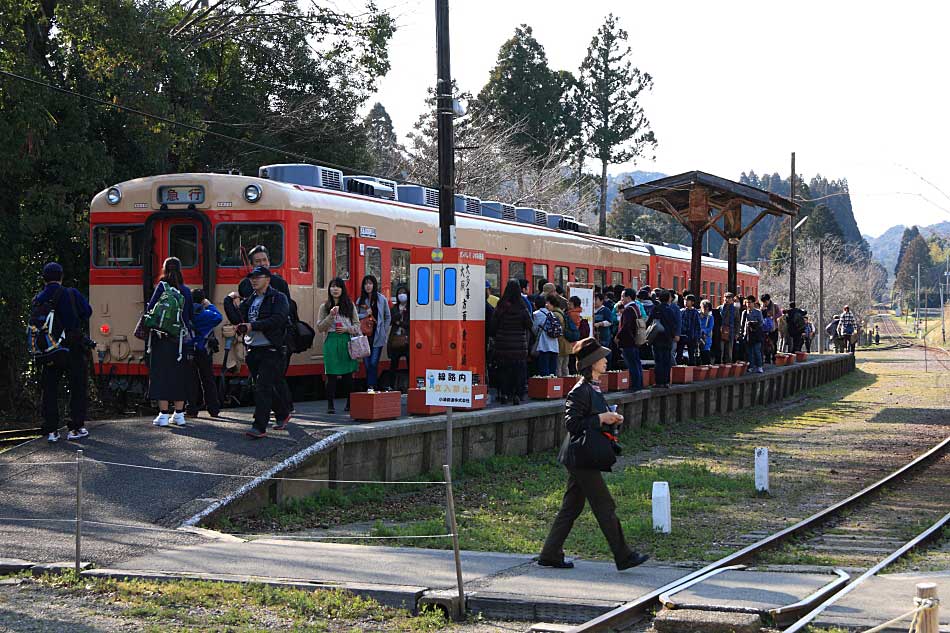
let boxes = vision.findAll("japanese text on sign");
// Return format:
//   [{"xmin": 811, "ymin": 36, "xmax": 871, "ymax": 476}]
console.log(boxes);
[{"xmin": 425, "ymin": 369, "xmax": 474, "ymax": 408}]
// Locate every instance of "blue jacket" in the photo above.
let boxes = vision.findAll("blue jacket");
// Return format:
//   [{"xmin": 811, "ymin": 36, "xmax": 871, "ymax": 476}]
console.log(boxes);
[
  {"xmin": 719, "ymin": 302, "xmax": 737, "ymax": 341},
  {"xmin": 191, "ymin": 303, "xmax": 223, "ymax": 352},
  {"xmin": 699, "ymin": 312, "xmax": 714, "ymax": 351},
  {"xmin": 672, "ymin": 305, "xmax": 683, "ymax": 338},
  {"xmin": 593, "ymin": 304, "xmax": 617, "ymax": 348},
  {"xmin": 147, "ymin": 282, "xmax": 193, "ymax": 330},
  {"xmin": 32, "ymin": 283, "xmax": 92, "ymax": 332},
  {"xmin": 680, "ymin": 307, "xmax": 701, "ymax": 343}
]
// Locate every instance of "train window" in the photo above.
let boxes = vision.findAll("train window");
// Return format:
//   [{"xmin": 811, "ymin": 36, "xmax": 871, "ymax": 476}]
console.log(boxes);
[
  {"xmin": 554, "ymin": 266, "xmax": 569, "ymax": 289},
  {"xmin": 316, "ymin": 229, "xmax": 326, "ymax": 287},
  {"xmin": 417, "ymin": 267, "xmax": 430, "ymax": 305},
  {"xmin": 718, "ymin": 282, "xmax": 723, "ymax": 300},
  {"xmin": 672, "ymin": 276, "xmax": 679, "ymax": 292},
  {"xmin": 365, "ymin": 246, "xmax": 382, "ymax": 281},
  {"xmin": 168, "ymin": 225, "xmax": 197, "ymax": 268},
  {"xmin": 444, "ymin": 268, "xmax": 457, "ymax": 306},
  {"xmin": 93, "ymin": 225, "xmax": 144, "ymax": 267},
  {"xmin": 298, "ymin": 223, "xmax": 311, "ymax": 272},
  {"xmin": 574, "ymin": 268, "xmax": 588, "ymax": 284},
  {"xmin": 216, "ymin": 223, "xmax": 283, "ymax": 267},
  {"xmin": 657, "ymin": 272, "xmax": 662, "ymax": 288},
  {"xmin": 702, "ymin": 281, "xmax": 708, "ymax": 297},
  {"xmin": 390, "ymin": 248, "xmax": 410, "ymax": 291},
  {"xmin": 593, "ymin": 269, "xmax": 606, "ymax": 290},
  {"xmin": 611, "ymin": 271, "xmax": 623, "ymax": 287},
  {"xmin": 334, "ymin": 234, "xmax": 350, "ymax": 280},
  {"xmin": 508, "ymin": 261, "xmax": 525, "ymax": 282},
  {"xmin": 640, "ymin": 265, "xmax": 649, "ymax": 288},
  {"xmin": 486, "ymin": 258, "xmax": 501, "ymax": 294},
  {"xmin": 532, "ymin": 263, "xmax": 548, "ymax": 294}
]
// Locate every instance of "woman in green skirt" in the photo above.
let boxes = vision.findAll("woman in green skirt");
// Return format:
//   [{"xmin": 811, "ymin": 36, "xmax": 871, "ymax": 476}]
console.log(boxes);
[{"xmin": 317, "ymin": 278, "xmax": 360, "ymax": 413}]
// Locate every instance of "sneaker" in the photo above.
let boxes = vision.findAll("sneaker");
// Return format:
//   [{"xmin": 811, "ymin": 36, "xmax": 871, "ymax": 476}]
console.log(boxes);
[
  {"xmin": 537, "ymin": 557, "xmax": 574, "ymax": 569},
  {"xmin": 756, "ymin": 367, "xmax": 765, "ymax": 373},
  {"xmin": 273, "ymin": 414, "xmax": 291, "ymax": 431},
  {"xmin": 66, "ymin": 428, "xmax": 89, "ymax": 441},
  {"xmin": 245, "ymin": 429, "xmax": 267, "ymax": 440},
  {"xmin": 152, "ymin": 413, "xmax": 170, "ymax": 427},
  {"xmin": 172, "ymin": 411, "xmax": 186, "ymax": 426},
  {"xmin": 47, "ymin": 432, "xmax": 60, "ymax": 443}
]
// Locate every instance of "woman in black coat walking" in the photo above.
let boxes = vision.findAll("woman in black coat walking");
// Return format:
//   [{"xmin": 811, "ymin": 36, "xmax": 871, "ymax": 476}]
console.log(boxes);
[
  {"xmin": 539, "ymin": 338, "xmax": 650, "ymax": 570},
  {"xmin": 490, "ymin": 279, "xmax": 533, "ymax": 405}
]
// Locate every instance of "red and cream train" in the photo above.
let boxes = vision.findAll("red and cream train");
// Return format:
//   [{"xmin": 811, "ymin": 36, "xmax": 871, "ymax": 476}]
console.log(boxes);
[{"xmin": 88, "ymin": 163, "xmax": 758, "ymax": 388}]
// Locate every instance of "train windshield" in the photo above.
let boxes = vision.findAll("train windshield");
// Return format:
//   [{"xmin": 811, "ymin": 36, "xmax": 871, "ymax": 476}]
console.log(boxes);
[{"xmin": 93, "ymin": 225, "xmax": 144, "ymax": 267}]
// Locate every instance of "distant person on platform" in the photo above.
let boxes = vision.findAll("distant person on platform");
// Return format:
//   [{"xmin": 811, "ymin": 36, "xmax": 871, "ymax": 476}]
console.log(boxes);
[
  {"xmin": 147, "ymin": 257, "xmax": 193, "ymax": 428},
  {"xmin": 837, "ymin": 305, "xmax": 858, "ymax": 354},
  {"xmin": 33, "ymin": 262, "xmax": 93, "ymax": 443},
  {"xmin": 785, "ymin": 302, "xmax": 808, "ymax": 352},
  {"xmin": 718, "ymin": 292, "xmax": 737, "ymax": 364},
  {"xmin": 874, "ymin": 325, "xmax": 880, "ymax": 345}
]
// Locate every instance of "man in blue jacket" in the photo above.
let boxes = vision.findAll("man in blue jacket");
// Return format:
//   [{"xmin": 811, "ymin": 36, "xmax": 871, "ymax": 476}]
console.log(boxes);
[
  {"xmin": 718, "ymin": 292, "xmax": 737, "ymax": 363},
  {"xmin": 186, "ymin": 289, "xmax": 223, "ymax": 418},
  {"xmin": 33, "ymin": 262, "xmax": 93, "ymax": 443},
  {"xmin": 647, "ymin": 290, "xmax": 679, "ymax": 388}
]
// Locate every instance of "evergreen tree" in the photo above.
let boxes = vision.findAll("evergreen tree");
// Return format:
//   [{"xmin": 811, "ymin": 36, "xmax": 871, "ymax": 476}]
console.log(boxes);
[
  {"xmin": 474, "ymin": 25, "xmax": 573, "ymax": 159},
  {"xmin": 363, "ymin": 102, "xmax": 403, "ymax": 178},
  {"xmin": 579, "ymin": 13, "xmax": 656, "ymax": 236},
  {"xmin": 894, "ymin": 226, "xmax": 921, "ymax": 275},
  {"xmin": 895, "ymin": 234, "xmax": 933, "ymax": 303},
  {"xmin": 802, "ymin": 205, "xmax": 845, "ymax": 244}
]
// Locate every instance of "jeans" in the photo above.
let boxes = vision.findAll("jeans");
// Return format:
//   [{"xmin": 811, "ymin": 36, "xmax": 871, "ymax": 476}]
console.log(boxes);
[
  {"xmin": 41, "ymin": 348, "xmax": 88, "ymax": 434},
  {"xmin": 364, "ymin": 346, "xmax": 383, "ymax": 388},
  {"xmin": 653, "ymin": 344, "xmax": 673, "ymax": 385},
  {"xmin": 536, "ymin": 351, "xmax": 557, "ymax": 377},
  {"xmin": 747, "ymin": 341, "xmax": 763, "ymax": 369},
  {"xmin": 621, "ymin": 347, "xmax": 643, "ymax": 390},
  {"xmin": 246, "ymin": 347, "xmax": 290, "ymax": 432},
  {"xmin": 557, "ymin": 355, "xmax": 569, "ymax": 377}
]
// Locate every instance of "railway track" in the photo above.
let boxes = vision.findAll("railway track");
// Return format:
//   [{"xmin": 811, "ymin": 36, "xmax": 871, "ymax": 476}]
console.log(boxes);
[
  {"xmin": 0, "ymin": 428, "xmax": 42, "ymax": 449},
  {"xmin": 872, "ymin": 314, "xmax": 950, "ymax": 371},
  {"xmin": 567, "ymin": 435, "xmax": 950, "ymax": 632}
]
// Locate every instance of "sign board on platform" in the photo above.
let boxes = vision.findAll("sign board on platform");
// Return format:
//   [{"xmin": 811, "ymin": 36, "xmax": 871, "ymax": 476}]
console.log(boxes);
[
  {"xmin": 571, "ymin": 287, "xmax": 594, "ymax": 320},
  {"xmin": 425, "ymin": 369, "xmax": 474, "ymax": 408}
]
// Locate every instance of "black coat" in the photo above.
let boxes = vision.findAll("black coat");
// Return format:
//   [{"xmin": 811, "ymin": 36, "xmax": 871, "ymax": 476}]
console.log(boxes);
[
  {"xmin": 490, "ymin": 301, "xmax": 532, "ymax": 361},
  {"xmin": 239, "ymin": 273, "xmax": 298, "ymax": 322},
  {"xmin": 237, "ymin": 286, "xmax": 290, "ymax": 348},
  {"xmin": 557, "ymin": 380, "xmax": 613, "ymax": 471}
]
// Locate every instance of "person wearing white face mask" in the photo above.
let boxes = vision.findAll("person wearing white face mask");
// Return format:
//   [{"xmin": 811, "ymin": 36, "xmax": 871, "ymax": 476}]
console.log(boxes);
[{"xmin": 387, "ymin": 284, "xmax": 411, "ymax": 385}]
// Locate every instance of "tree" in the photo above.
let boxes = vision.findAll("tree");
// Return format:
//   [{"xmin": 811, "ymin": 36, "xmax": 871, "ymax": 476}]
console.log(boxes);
[
  {"xmin": 894, "ymin": 226, "xmax": 921, "ymax": 276},
  {"xmin": 579, "ymin": 13, "xmax": 656, "ymax": 236},
  {"xmin": 895, "ymin": 234, "xmax": 933, "ymax": 307},
  {"xmin": 363, "ymin": 102, "xmax": 403, "ymax": 178},
  {"xmin": 801, "ymin": 205, "xmax": 845, "ymax": 245},
  {"xmin": 606, "ymin": 176, "xmax": 685, "ymax": 243},
  {"xmin": 474, "ymin": 25, "xmax": 573, "ymax": 160}
]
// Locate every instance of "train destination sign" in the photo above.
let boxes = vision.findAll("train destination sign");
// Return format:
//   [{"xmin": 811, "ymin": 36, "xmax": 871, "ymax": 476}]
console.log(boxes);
[
  {"xmin": 158, "ymin": 185, "xmax": 204, "ymax": 205},
  {"xmin": 425, "ymin": 369, "xmax": 473, "ymax": 408}
]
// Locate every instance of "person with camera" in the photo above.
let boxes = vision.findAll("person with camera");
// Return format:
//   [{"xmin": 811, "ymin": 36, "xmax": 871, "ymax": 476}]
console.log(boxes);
[
  {"xmin": 231, "ymin": 266, "xmax": 291, "ymax": 439},
  {"xmin": 538, "ymin": 338, "xmax": 650, "ymax": 571},
  {"xmin": 186, "ymin": 289, "xmax": 223, "ymax": 418},
  {"xmin": 32, "ymin": 262, "xmax": 93, "ymax": 443}
]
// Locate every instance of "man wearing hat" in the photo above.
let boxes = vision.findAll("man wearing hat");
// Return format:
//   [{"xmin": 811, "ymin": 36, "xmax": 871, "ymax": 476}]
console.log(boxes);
[
  {"xmin": 231, "ymin": 266, "xmax": 291, "ymax": 438},
  {"xmin": 33, "ymin": 262, "xmax": 93, "ymax": 443}
]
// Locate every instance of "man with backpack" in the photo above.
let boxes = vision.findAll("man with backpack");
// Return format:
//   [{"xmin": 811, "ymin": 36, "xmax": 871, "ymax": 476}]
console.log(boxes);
[
  {"xmin": 616, "ymin": 289, "xmax": 645, "ymax": 390},
  {"xmin": 531, "ymin": 295, "xmax": 560, "ymax": 376},
  {"xmin": 837, "ymin": 305, "xmax": 858, "ymax": 354},
  {"xmin": 678, "ymin": 295, "xmax": 701, "ymax": 366},
  {"xmin": 544, "ymin": 294, "xmax": 571, "ymax": 377},
  {"xmin": 785, "ymin": 302, "xmax": 807, "ymax": 352},
  {"xmin": 29, "ymin": 262, "xmax": 92, "ymax": 443},
  {"xmin": 718, "ymin": 293, "xmax": 737, "ymax": 364}
]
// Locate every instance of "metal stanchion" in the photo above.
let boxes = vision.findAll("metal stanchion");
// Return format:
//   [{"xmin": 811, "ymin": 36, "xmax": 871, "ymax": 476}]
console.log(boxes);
[
  {"xmin": 75, "ymin": 449, "xmax": 83, "ymax": 575},
  {"xmin": 445, "ymin": 407, "xmax": 454, "ymax": 470},
  {"xmin": 442, "ymin": 464, "xmax": 465, "ymax": 619}
]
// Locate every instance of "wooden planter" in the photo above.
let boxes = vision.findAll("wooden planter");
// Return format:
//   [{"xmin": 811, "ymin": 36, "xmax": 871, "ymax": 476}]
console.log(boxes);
[
  {"xmin": 707, "ymin": 365, "xmax": 721, "ymax": 379},
  {"xmin": 469, "ymin": 384, "xmax": 488, "ymax": 410},
  {"xmin": 736, "ymin": 362, "xmax": 748, "ymax": 376},
  {"xmin": 795, "ymin": 351, "xmax": 808, "ymax": 362},
  {"xmin": 672, "ymin": 365, "xmax": 694, "ymax": 384},
  {"xmin": 562, "ymin": 375, "xmax": 581, "ymax": 394},
  {"xmin": 642, "ymin": 368, "xmax": 655, "ymax": 387},
  {"xmin": 529, "ymin": 377, "xmax": 563, "ymax": 400},
  {"xmin": 775, "ymin": 354, "xmax": 788, "ymax": 366},
  {"xmin": 694, "ymin": 366, "xmax": 710, "ymax": 381},
  {"xmin": 406, "ymin": 389, "xmax": 446, "ymax": 416},
  {"xmin": 350, "ymin": 390, "xmax": 402, "ymax": 421},
  {"xmin": 605, "ymin": 370, "xmax": 630, "ymax": 391}
]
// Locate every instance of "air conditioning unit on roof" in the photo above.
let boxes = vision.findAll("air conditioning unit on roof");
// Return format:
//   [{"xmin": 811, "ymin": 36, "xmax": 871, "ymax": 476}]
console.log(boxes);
[
  {"xmin": 481, "ymin": 201, "xmax": 515, "ymax": 220},
  {"xmin": 575, "ymin": 223, "xmax": 591, "ymax": 233},
  {"xmin": 396, "ymin": 185, "xmax": 439, "ymax": 208},
  {"xmin": 342, "ymin": 175, "xmax": 397, "ymax": 200},
  {"xmin": 454, "ymin": 195, "xmax": 482, "ymax": 215},
  {"xmin": 557, "ymin": 218, "xmax": 579, "ymax": 231},
  {"xmin": 258, "ymin": 164, "xmax": 343, "ymax": 191},
  {"xmin": 515, "ymin": 207, "xmax": 538, "ymax": 225},
  {"xmin": 545, "ymin": 214, "xmax": 564, "ymax": 229}
]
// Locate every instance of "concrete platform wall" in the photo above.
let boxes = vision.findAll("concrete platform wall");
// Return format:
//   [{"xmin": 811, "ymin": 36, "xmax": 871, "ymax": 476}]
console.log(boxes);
[{"xmin": 216, "ymin": 355, "xmax": 855, "ymax": 521}]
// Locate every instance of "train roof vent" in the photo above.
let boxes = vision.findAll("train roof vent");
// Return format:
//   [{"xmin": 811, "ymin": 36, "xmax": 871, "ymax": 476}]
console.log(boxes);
[
  {"xmin": 575, "ymin": 223, "xmax": 591, "ymax": 233},
  {"xmin": 259, "ymin": 163, "xmax": 343, "ymax": 191},
  {"xmin": 480, "ymin": 201, "xmax": 515, "ymax": 220},
  {"xmin": 545, "ymin": 213, "xmax": 564, "ymax": 229},
  {"xmin": 534, "ymin": 209, "xmax": 547, "ymax": 226},
  {"xmin": 557, "ymin": 217, "xmax": 580, "ymax": 232},
  {"xmin": 515, "ymin": 207, "xmax": 539, "ymax": 225},
  {"xmin": 465, "ymin": 196, "xmax": 482, "ymax": 215},
  {"xmin": 342, "ymin": 175, "xmax": 397, "ymax": 200},
  {"xmin": 396, "ymin": 185, "xmax": 440, "ymax": 208}
]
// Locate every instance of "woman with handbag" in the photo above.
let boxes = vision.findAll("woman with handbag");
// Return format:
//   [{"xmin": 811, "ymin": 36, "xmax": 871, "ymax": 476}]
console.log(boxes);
[
  {"xmin": 317, "ymin": 278, "xmax": 360, "ymax": 413},
  {"xmin": 387, "ymin": 284, "xmax": 411, "ymax": 376},
  {"xmin": 539, "ymin": 338, "xmax": 650, "ymax": 571},
  {"xmin": 490, "ymin": 280, "xmax": 533, "ymax": 405},
  {"xmin": 356, "ymin": 275, "xmax": 392, "ymax": 390}
]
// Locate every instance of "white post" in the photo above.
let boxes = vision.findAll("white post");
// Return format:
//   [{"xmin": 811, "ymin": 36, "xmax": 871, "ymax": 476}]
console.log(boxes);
[
  {"xmin": 754, "ymin": 447, "xmax": 769, "ymax": 493},
  {"xmin": 652, "ymin": 482, "xmax": 671, "ymax": 533},
  {"xmin": 75, "ymin": 449, "xmax": 83, "ymax": 575}
]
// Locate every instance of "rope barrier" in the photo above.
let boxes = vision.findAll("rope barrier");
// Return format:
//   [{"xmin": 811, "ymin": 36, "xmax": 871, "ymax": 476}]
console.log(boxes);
[
  {"xmin": 86, "ymin": 458, "xmax": 446, "ymax": 486},
  {"xmin": 231, "ymin": 533, "xmax": 455, "ymax": 541},
  {"xmin": 858, "ymin": 598, "xmax": 937, "ymax": 633},
  {"xmin": 0, "ymin": 517, "xmax": 76, "ymax": 524},
  {"xmin": 0, "ymin": 462, "xmax": 80, "ymax": 467}
]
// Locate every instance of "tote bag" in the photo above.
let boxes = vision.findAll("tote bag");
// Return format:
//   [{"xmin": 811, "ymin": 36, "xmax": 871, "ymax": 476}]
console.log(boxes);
[{"xmin": 348, "ymin": 334, "xmax": 371, "ymax": 360}]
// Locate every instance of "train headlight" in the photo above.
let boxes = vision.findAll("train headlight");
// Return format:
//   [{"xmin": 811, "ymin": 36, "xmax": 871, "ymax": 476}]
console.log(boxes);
[
  {"xmin": 243, "ymin": 184, "xmax": 262, "ymax": 203},
  {"xmin": 106, "ymin": 187, "xmax": 122, "ymax": 205}
]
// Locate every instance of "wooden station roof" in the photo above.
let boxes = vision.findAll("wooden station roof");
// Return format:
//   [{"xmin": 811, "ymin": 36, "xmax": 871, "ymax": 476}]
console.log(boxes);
[{"xmin": 622, "ymin": 170, "xmax": 799, "ymax": 216}]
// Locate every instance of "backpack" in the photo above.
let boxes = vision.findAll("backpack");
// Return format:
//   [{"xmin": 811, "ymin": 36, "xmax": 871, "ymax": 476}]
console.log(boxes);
[
  {"xmin": 26, "ymin": 286, "xmax": 68, "ymax": 364},
  {"xmin": 144, "ymin": 282, "xmax": 186, "ymax": 360},
  {"xmin": 563, "ymin": 313, "xmax": 581, "ymax": 342},
  {"xmin": 579, "ymin": 318, "xmax": 590, "ymax": 339},
  {"xmin": 541, "ymin": 310, "xmax": 562, "ymax": 338}
]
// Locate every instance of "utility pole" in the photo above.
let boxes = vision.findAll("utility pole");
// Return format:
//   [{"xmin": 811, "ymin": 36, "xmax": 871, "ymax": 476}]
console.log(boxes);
[
  {"xmin": 435, "ymin": 0, "xmax": 456, "ymax": 248},
  {"xmin": 789, "ymin": 152, "xmax": 797, "ymax": 304},
  {"xmin": 818, "ymin": 240, "xmax": 825, "ymax": 353},
  {"xmin": 940, "ymin": 282, "xmax": 945, "ymax": 344},
  {"xmin": 916, "ymin": 263, "xmax": 921, "ymax": 337}
]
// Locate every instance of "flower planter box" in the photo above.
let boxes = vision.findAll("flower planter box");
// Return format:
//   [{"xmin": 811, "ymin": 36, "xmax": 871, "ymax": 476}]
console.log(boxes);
[
  {"xmin": 642, "ymin": 368, "xmax": 655, "ymax": 387},
  {"xmin": 777, "ymin": 354, "xmax": 791, "ymax": 366},
  {"xmin": 707, "ymin": 365, "xmax": 721, "ymax": 379},
  {"xmin": 731, "ymin": 363, "xmax": 744, "ymax": 377},
  {"xmin": 467, "ymin": 384, "xmax": 488, "ymax": 410},
  {"xmin": 795, "ymin": 351, "xmax": 808, "ymax": 362},
  {"xmin": 562, "ymin": 375, "xmax": 581, "ymax": 394},
  {"xmin": 406, "ymin": 389, "xmax": 446, "ymax": 416},
  {"xmin": 349, "ymin": 390, "xmax": 402, "ymax": 421},
  {"xmin": 694, "ymin": 366, "xmax": 710, "ymax": 381},
  {"xmin": 605, "ymin": 370, "xmax": 630, "ymax": 391},
  {"xmin": 529, "ymin": 377, "xmax": 563, "ymax": 400},
  {"xmin": 671, "ymin": 365, "xmax": 694, "ymax": 384}
]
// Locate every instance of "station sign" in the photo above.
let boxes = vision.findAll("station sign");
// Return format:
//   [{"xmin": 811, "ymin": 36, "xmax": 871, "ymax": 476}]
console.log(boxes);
[{"xmin": 425, "ymin": 369, "xmax": 474, "ymax": 408}]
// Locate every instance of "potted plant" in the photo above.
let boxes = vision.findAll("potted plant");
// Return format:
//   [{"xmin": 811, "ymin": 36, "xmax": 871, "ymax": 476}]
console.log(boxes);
[
  {"xmin": 529, "ymin": 375, "xmax": 563, "ymax": 400},
  {"xmin": 671, "ymin": 365, "xmax": 694, "ymax": 384},
  {"xmin": 350, "ymin": 389, "xmax": 402, "ymax": 421}
]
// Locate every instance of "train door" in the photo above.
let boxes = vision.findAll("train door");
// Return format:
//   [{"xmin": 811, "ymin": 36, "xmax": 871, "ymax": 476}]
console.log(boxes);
[
  {"xmin": 311, "ymin": 223, "xmax": 330, "ymax": 361},
  {"xmin": 333, "ymin": 226, "xmax": 356, "ymax": 297},
  {"xmin": 151, "ymin": 218, "xmax": 206, "ymax": 290}
]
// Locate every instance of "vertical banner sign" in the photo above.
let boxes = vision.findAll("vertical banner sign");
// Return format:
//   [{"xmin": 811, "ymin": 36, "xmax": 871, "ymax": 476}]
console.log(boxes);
[
  {"xmin": 425, "ymin": 369, "xmax": 474, "ymax": 408},
  {"xmin": 572, "ymin": 287, "xmax": 594, "ymax": 321}
]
